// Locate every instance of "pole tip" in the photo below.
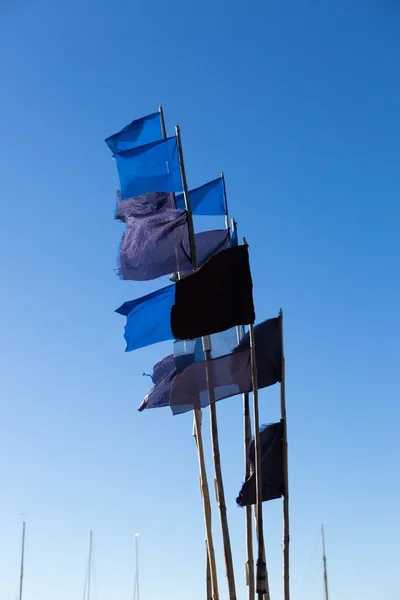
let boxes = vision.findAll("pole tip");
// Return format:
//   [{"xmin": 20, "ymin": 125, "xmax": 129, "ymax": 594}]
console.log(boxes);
[{"xmin": 158, "ymin": 104, "xmax": 163, "ymax": 112}]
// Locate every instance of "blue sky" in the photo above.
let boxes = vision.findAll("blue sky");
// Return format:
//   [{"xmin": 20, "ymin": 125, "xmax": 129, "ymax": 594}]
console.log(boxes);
[{"xmin": 0, "ymin": 0, "xmax": 399, "ymax": 599}]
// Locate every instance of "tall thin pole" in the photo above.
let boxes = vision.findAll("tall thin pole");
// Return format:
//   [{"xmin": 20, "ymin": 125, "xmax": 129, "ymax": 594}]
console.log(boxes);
[
  {"xmin": 199, "ymin": 197, "xmax": 236, "ymax": 600},
  {"xmin": 221, "ymin": 173, "xmax": 230, "ymax": 233},
  {"xmin": 205, "ymin": 339, "xmax": 237, "ymax": 600},
  {"xmin": 158, "ymin": 105, "xmax": 167, "ymax": 139},
  {"xmin": 175, "ymin": 124, "xmax": 218, "ymax": 600},
  {"xmin": 248, "ymin": 307, "xmax": 270, "ymax": 600},
  {"xmin": 231, "ymin": 219, "xmax": 255, "ymax": 600},
  {"xmin": 280, "ymin": 310, "xmax": 290, "ymax": 600},
  {"xmin": 18, "ymin": 521, "xmax": 26, "ymax": 600},
  {"xmin": 135, "ymin": 533, "xmax": 140, "ymax": 600},
  {"xmin": 87, "ymin": 531, "xmax": 92, "ymax": 600},
  {"xmin": 321, "ymin": 525, "xmax": 329, "ymax": 600},
  {"xmin": 206, "ymin": 541, "xmax": 212, "ymax": 600}
]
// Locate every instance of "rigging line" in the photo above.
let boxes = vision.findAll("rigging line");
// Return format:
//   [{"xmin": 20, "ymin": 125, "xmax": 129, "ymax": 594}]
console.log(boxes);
[
  {"xmin": 91, "ymin": 547, "xmax": 98, "ymax": 600},
  {"xmin": 307, "ymin": 560, "xmax": 323, "ymax": 594},
  {"xmin": 82, "ymin": 559, "xmax": 89, "ymax": 600},
  {"xmin": 297, "ymin": 528, "xmax": 322, "ymax": 592}
]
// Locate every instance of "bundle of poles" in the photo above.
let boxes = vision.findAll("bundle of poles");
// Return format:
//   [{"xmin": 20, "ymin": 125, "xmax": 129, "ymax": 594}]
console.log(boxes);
[{"xmin": 157, "ymin": 105, "xmax": 290, "ymax": 600}]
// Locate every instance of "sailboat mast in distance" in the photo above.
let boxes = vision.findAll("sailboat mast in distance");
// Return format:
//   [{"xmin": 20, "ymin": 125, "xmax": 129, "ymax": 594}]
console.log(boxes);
[
  {"xmin": 133, "ymin": 533, "xmax": 140, "ymax": 600},
  {"xmin": 321, "ymin": 524, "xmax": 329, "ymax": 600},
  {"xmin": 19, "ymin": 521, "xmax": 26, "ymax": 600},
  {"xmin": 88, "ymin": 531, "xmax": 93, "ymax": 600}
]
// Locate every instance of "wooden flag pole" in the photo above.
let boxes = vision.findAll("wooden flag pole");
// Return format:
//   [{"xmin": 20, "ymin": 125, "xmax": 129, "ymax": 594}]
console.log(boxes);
[
  {"xmin": 204, "ymin": 338, "xmax": 237, "ymax": 600},
  {"xmin": 175, "ymin": 124, "xmax": 218, "ymax": 600},
  {"xmin": 198, "ymin": 174, "xmax": 237, "ymax": 600},
  {"xmin": 279, "ymin": 309, "xmax": 290, "ymax": 600},
  {"xmin": 244, "ymin": 247, "xmax": 271, "ymax": 600},
  {"xmin": 230, "ymin": 219, "xmax": 255, "ymax": 600},
  {"xmin": 221, "ymin": 173, "xmax": 230, "ymax": 234},
  {"xmin": 206, "ymin": 540, "xmax": 212, "ymax": 600},
  {"xmin": 158, "ymin": 105, "xmax": 167, "ymax": 138}
]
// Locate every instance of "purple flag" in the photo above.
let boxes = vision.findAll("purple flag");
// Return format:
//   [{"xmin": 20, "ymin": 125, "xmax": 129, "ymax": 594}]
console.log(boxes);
[
  {"xmin": 170, "ymin": 317, "xmax": 282, "ymax": 415},
  {"xmin": 118, "ymin": 209, "xmax": 229, "ymax": 281},
  {"xmin": 115, "ymin": 190, "xmax": 175, "ymax": 221},
  {"xmin": 138, "ymin": 318, "xmax": 282, "ymax": 415},
  {"xmin": 138, "ymin": 354, "xmax": 176, "ymax": 411}
]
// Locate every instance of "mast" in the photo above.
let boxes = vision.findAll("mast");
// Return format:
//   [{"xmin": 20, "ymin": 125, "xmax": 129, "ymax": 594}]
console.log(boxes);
[
  {"xmin": 134, "ymin": 533, "xmax": 140, "ymax": 600},
  {"xmin": 321, "ymin": 525, "xmax": 329, "ymax": 600},
  {"xmin": 87, "ymin": 531, "xmax": 93, "ymax": 600},
  {"xmin": 18, "ymin": 521, "xmax": 26, "ymax": 600}
]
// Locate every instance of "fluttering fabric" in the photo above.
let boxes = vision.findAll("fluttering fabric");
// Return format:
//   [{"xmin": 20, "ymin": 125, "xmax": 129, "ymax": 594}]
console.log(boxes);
[
  {"xmin": 115, "ymin": 284, "xmax": 175, "ymax": 351},
  {"xmin": 119, "ymin": 210, "xmax": 229, "ymax": 281},
  {"xmin": 105, "ymin": 112, "xmax": 162, "ymax": 154},
  {"xmin": 170, "ymin": 317, "xmax": 282, "ymax": 415},
  {"xmin": 139, "ymin": 330, "xmax": 238, "ymax": 412},
  {"xmin": 115, "ymin": 190, "xmax": 175, "ymax": 220},
  {"xmin": 114, "ymin": 137, "xmax": 182, "ymax": 200},
  {"xmin": 138, "ymin": 354, "xmax": 176, "ymax": 411},
  {"xmin": 171, "ymin": 244, "xmax": 255, "ymax": 340},
  {"xmin": 173, "ymin": 328, "xmax": 237, "ymax": 371},
  {"xmin": 175, "ymin": 178, "xmax": 226, "ymax": 216},
  {"xmin": 138, "ymin": 317, "xmax": 282, "ymax": 414},
  {"xmin": 236, "ymin": 421, "xmax": 285, "ymax": 506},
  {"xmin": 229, "ymin": 227, "xmax": 238, "ymax": 247}
]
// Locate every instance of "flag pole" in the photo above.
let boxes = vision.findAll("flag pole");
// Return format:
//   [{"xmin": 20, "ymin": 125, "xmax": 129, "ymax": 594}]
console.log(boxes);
[
  {"xmin": 244, "ymin": 243, "xmax": 270, "ymax": 600},
  {"xmin": 221, "ymin": 173, "xmax": 230, "ymax": 234},
  {"xmin": 158, "ymin": 105, "xmax": 167, "ymax": 139},
  {"xmin": 175, "ymin": 124, "xmax": 218, "ymax": 600},
  {"xmin": 206, "ymin": 349, "xmax": 237, "ymax": 600},
  {"xmin": 206, "ymin": 540, "xmax": 212, "ymax": 600},
  {"xmin": 279, "ymin": 310, "xmax": 290, "ymax": 600},
  {"xmin": 200, "ymin": 173, "xmax": 236, "ymax": 600},
  {"xmin": 230, "ymin": 222, "xmax": 255, "ymax": 600},
  {"xmin": 18, "ymin": 521, "xmax": 26, "ymax": 600}
]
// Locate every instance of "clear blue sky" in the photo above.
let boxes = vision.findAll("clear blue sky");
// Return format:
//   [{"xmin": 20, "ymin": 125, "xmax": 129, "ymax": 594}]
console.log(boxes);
[{"xmin": 0, "ymin": 0, "xmax": 399, "ymax": 599}]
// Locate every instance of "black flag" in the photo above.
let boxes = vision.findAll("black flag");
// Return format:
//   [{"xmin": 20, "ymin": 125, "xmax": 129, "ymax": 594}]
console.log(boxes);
[
  {"xmin": 171, "ymin": 244, "xmax": 255, "ymax": 340},
  {"xmin": 236, "ymin": 421, "xmax": 285, "ymax": 506}
]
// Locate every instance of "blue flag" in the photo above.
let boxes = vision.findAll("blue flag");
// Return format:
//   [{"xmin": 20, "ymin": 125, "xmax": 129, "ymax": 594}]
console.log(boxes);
[
  {"xmin": 115, "ymin": 137, "xmax": 182, "ymax": 200},
  {"xmin": 105, "ymin": 112, "xmax": 162, "ymax": 154},
  {"xmin": 175, "ymin": 178, "xmax": 226, "ymax": 216},
  {"xmin": 229, "ymin": 227, "xmax": 238, "ymax": 247},
  {"xmin": 115, "ymin": 284, "xmax": 175, "ymax": 351}
]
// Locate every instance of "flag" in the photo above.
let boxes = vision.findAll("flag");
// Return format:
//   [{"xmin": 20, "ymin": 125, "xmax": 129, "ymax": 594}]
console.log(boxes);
[
  {"xmin": 139, "ymin": 329, "xmax": 238, "ymax": 412},
  {"xmin": 115, "ymin": 137, "xmax": 182, "ymax": 200},
  {"xmin": 175, "ymin": 178, "xmax": 226, "ymax": 216},
  {"xmin": 115, "ymin": 191, "xmax": 175, "ymax": 221},
  {"xmin": 119, "ymin": 211, "xmax": 229, "ymax": 281},
  {"xmin": 105, "ymin": 112, "xmax": 162, "ymax": 154},
  {"xmin": 236, "ymin": 421, "xmax": 285, "ymax": 506},
  {"xmin": 229, "ymin": 227, "xmax": 238, "ymax": 247},
  {"xmin": 169, "ymin": 317, "xmax": 282, "ymax": 414},
  {"xmin": 115, "ymin": 284, "xmax": 175, "ymax": 351},
  {"xmin": 138, "ymin": 354, "xmax": 176, "ymax": 411},
  {"xmin": 171, "ymin": 244, "xmax": 255, "ymax": 340}
]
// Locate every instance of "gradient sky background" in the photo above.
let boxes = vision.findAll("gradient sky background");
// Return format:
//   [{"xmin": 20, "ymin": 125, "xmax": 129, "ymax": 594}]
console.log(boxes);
[{"xmin": 0, "ymin": 1, "xmax": 399, "ymax": 599}]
